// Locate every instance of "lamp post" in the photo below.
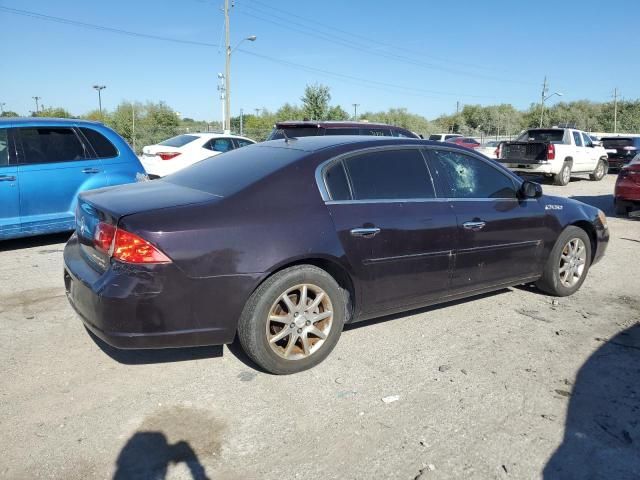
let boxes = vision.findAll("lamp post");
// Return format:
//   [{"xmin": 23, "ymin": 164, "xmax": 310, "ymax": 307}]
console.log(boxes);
[
  {"xmin": 32, "ymin": 96, "xmax": 41, "ymax": 113},
  {"xmin": 539, "ymin": 77, "xmax": 563, "ymax": 127},
  {"xmin": 223, "ymin": 1, "xmax": 257, "ymax": 135},
  {"xmin": 93, "ymin": 85, "xmax": 106, "ymax": 117}
]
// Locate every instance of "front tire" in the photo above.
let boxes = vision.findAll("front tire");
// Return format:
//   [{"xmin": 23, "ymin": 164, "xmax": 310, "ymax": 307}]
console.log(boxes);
[
  {"xmin": 536, "ymin": 226, "xmax": 591, "ymax": 297},
  {"xmin": 553, "ymin": 162, "xmax": 572, "ymax": 186},
  {"xmin": 589, "ymin": 159, "xmax": 607, "ymax": 181},
  {"xmin": 237, "ymin": 265, "xmax": 346, "ymax": 374}
]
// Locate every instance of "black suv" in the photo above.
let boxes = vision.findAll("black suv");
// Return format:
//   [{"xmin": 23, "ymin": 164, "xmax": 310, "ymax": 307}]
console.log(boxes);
[
  {"xmin": 601, "ymin": 136, "xmax": 640, "ymax": 170},
  {"xmin": 267, "ymin": 121, "xmax": 420, "ymax": 140}
]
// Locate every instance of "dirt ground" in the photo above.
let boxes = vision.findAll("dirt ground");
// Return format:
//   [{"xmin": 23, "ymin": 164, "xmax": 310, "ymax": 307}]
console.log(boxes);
[{"xmin": 1, "ymin": 173, "xmax": 638, "ymax": 480}]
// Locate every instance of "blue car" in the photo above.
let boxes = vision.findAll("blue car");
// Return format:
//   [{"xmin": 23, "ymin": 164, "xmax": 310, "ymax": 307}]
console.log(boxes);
[{"xmin": 0, "ymin": 118, "xmax": 145, "ymax": 240}]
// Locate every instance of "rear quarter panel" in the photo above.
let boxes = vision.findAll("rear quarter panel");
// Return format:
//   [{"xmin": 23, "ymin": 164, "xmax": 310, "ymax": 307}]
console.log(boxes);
[{"xmin": 87, "ymin": 124, "xmax": 145, "ymax": 186}]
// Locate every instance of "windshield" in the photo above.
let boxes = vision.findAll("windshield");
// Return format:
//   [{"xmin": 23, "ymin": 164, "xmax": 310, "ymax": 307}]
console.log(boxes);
[
  {"xmin": 158, "ymin": 134, "xmax": 199, "ymax": 148},
  {"xmin": 602, "ymin": 138, "xmax": 633, "ymax": 148},
  {"xmin": 516, "ymin": 129, "xmax": 565, "ymax": 144},
  {"xmin": 268, "ymin": 127, "xmax": 322, "ymax": 140}
]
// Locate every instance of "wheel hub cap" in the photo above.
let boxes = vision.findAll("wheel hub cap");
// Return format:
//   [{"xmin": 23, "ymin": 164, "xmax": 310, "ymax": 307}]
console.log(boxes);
[{"xmin": 558, "ymin": 238, "xmax": 587, "ymax": 287}]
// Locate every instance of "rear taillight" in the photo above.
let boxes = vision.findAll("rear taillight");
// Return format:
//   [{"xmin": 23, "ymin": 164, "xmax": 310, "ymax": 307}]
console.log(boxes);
[
  {"xmin": 547, "ymin": 144, "xmax": 556, "ymax": 160},
  {"xmin": 94, "ymin": 222, "xmax": 116, "ymax": 253},
  {"xmin": 495, "ymin": 146, "xmax": 501, "ymax": 158},
  {"xmin": 157, "ymin": 152, "xmax": 181, "ymax": 161},
  {"xmin": 93, "ymin": 222, "xmax": 171, "ymax": 264}
]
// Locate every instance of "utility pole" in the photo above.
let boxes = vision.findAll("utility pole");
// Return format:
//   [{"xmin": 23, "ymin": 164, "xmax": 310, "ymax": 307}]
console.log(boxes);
[
  {"xmin": 539, "ymin": 76, "xmax": 548, "ymax": 128},
  {"xmin": 254, "ymin": 108, "xmax": 261, "ymax": 116},
  {"xmin": 240, "ymin": 108, "xmax": 244, "ymax": 136},
  {"xmin": 613, "ymin": 87, "xmax": 619, "ymax": 134},
  {"xmin": 0, "ymin": 102, "xmax": 5, "ymax": 115},
  {"xmin": 224, "ymin": 0, "xmax": 231, "ymax": 134},
  {"xmin": 456, "ymin": 101, "xmax": 460, "ymax": 114},
  {"xmin": 32, "ymin": 96, "xmax": 41, "ymax": 113},
  {"xmin": 352, "ymin": 103, "xmax": 360, "ymax": 121}
]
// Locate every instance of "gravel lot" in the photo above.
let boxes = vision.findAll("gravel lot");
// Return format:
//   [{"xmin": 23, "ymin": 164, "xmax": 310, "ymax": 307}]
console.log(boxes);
[{"xmin": 1, "ymin": 173, "xmax": 638, "ymax": 480}]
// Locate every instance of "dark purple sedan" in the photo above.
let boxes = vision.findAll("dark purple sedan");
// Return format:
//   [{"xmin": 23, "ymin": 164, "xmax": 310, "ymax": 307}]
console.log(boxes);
[{"xmin": 64, "ymin": 136, "xmax": 609, "ymax": 374}]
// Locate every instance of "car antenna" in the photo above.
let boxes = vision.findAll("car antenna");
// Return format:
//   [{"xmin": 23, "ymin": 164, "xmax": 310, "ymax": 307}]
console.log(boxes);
[{"xmin": 280, "ymin": 129, "xmax": 297, "ymax": 144}]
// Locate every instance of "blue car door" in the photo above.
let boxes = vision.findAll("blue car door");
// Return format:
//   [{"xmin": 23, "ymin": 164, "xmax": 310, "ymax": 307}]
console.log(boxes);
[
  {"xmin": 16, "ymin": 126, "xmax": 106, "ymax": 235},
  {"xmin": 0, "ymin": 128, "xmax": 20, "ymax": 239}
]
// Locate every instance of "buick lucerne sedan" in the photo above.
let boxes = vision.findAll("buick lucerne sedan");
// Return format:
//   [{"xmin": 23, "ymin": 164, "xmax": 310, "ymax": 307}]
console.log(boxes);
[{"xmin": 64, "ymin": 136, "xmax": 608, "ymax": 374}]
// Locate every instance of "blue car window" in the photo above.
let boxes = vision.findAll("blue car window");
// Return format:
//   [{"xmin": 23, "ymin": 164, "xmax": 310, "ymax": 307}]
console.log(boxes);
[
  {"xmin": 79, "ymin": 127, "xmax": 118, "ymax": 158},
  {"xmin": 18, "ymin": 127, "xmax": 88, "ymax": 164},
  {"xmin": 0, "ymin": 129, "xmax": 8, "ymax": 166}
]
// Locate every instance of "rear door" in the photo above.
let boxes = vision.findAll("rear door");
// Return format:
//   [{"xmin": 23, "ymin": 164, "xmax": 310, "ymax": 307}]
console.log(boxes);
[
  {"xmin": 0, "ymin": 128, "xmax": 20, "ymax": 238},
  {"xmin": 570, "ymin": 130, "xmax": 587, "ymax": 171},
  {"xmin": 323, "ymin": 146, "xmax": 457, "ymax": 315},
  {"xmin": 15, "ymin": 126, "xmax": 104, "ymax": 235},
  {"xmin": 427, "ymin": 147, "xmax": 548, "ymax": 294}
]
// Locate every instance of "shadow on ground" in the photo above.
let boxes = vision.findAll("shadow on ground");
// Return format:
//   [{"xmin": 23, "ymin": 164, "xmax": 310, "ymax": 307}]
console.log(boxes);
[
  {"xmin": 0, "ymin": 231, "xmax": 71, "ymax": 252},
  {"xmin": 87, "ymin": 329, "xmax": 223, "ymax": 365},
  {"xmin": 113, "ymin": 432, "xmax": 210, "ymax": 480},
  {"xmin": 544, "ymin": 322, "xmax": 640, "ymax": 479}
]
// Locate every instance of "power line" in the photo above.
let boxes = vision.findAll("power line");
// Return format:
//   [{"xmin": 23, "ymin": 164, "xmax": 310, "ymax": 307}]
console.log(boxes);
[
  {"xmin": 0, "ymin": 5, "xmax": 508, "ymax": 101},
  {"xmin": 237, "ymin": 6, "xmax": 533, "ymax": 85}
]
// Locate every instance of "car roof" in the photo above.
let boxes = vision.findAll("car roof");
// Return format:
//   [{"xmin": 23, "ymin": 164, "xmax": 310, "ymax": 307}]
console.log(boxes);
[
  {"xmin": 0, "ymin": 117, "xmax": 103, "ymax": 127},
  {"xmin": 254, "ymin": 135, "xmax": 437, "ymax": 153},
  {"xmin": 179, "ymin": 132, "xmax": 253, "ymax": 140},
  {"xmin": 275, "ymin": 120, "xmax": 404, "ymax": 129}
]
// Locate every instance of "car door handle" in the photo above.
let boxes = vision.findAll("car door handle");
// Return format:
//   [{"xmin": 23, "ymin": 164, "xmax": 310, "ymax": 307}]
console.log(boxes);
[
  {"xmin": 463, "ymin": 221, "xmax": 486, "ymax": 231},
  {"xmin": 82, "ymin": 168, "xmax": 101, "ymax": 174},
  {"xmin": 350, "ymin": 227, "xmax": 381, "ymax": 238},
  {"xmin": 0, "ymin": 175, "xmax": 16, "ymax": 182}
]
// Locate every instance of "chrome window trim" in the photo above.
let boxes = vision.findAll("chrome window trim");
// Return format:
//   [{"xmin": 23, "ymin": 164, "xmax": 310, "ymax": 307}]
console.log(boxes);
[{"xmin": 325, "ymin": 198, "xmax": 535, "ymax": 205}]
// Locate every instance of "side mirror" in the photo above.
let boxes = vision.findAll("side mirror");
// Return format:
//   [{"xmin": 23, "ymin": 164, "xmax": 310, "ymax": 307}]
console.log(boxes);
[
  {"xmin": 591, "ymin": 141, "xmax": 602, "ymax": 147},
  {"xmin": 520, "ymin": 180, "xmax": 543, "ymax": 199}
]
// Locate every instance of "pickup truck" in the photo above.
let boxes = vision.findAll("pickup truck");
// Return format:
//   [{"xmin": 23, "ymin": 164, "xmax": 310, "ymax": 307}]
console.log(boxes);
[{"xmin": 497, "ymin": 128, "xmax": 608, "ymax": 185}]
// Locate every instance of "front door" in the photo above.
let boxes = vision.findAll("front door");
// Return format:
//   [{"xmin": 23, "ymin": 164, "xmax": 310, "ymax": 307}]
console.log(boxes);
[
  {"xmin": 427, "ymin": 148, "xmax": 549, "ymax": 294},
  {"xmin": 0, "ymin": 129, "xmax": 20, "ymax": 238},
  {"xmin": 322, "ymin": 147, "xmax": 457, "ymax": 315},
  {"xmin": 15, "ymin": 126, "xmax": 104, "ymax": 235}
]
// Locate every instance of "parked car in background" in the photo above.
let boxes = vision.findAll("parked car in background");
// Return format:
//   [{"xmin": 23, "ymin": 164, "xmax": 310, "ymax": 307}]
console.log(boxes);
[
  {"xmin": 497, "ymin": 128, "xmax": 608, "ymax": 185},
  {"xmin": 0, "ymin": 118, "xmax": 144, "ymax": 240},
  {"xmin": 141, "ymin": 133, "xmax": 255, "ymax": 178},
  {"xmin": 476, "ymin": 140, "xmax": 502, "ymax": 158},
  {"xmin": 428, "ymin": 133, "xmax": 463, "ymax": 142},
  {"xmin": 64, "ymin": 136, "xmax": 608, "ymax": 374},
  {"xmin": 614, "ymin": 155, "xmax": 640, "ymax": 216},
  {"xmin": 445, "ymin": 136, "xmax": 481, "ymax": 149},
  {"xmin": 601, "ymin": 136, "xmax": 640, "ymax": 171},
  {"xmin": 267, "ymin": 121, "xmax": 420, "ymax": 140}
]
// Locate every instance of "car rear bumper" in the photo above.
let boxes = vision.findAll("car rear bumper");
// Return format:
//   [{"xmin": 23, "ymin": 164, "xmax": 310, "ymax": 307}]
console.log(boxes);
[
  {"xmin": 607, "ymin": 157, "xmax": 633, "ymax": 169},
  {"xmin": 63, "ymin": 233, "xmax": 262, "ymax": 349},
  {"xmin": 500, "ymin": 161, "xmax": 553, "ymax": 174}
]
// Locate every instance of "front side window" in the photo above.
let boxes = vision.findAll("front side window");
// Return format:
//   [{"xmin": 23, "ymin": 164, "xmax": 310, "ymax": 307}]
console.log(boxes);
[
  {"xmin": 18, "ymin": 127, "xmax": 87, "ymax": 164},
  {"xmin": 430, "ymin": 150, "xmax": 517, "ymax": 199},
  {"xmin": 343, "ymin": 149, "xmax": 435, "ymax": 200},
  {"xmin": 0, "ymin": 129, "xmax": 8, "ymax": 166},
  {"xmin": 572, "ymin": 131, "xmax": 583, "ymax": 147},
  {"xmin": 79, "ymin": 127, "xmax": 118, "ymax": 158},
  {"xmin": 581, "ymin": 133, "xmax": 593, "ymax": 147}
]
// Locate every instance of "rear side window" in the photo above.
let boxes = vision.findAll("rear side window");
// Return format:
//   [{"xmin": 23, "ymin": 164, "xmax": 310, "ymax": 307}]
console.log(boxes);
[
  {"xmin": 428, "ymin": 135, "xmax": 443, "ymax": 141},
  {"xmin": 205, "ymin": 138, "xmax": 234, "ymax": 153},
  {"xmin": 324, "ymin": 162, "xmax": 351, "ymax": 200},
  {"xmin": 235, "ymin": 139, "xmax": 254, "ymax": 148},
  {"xmin": 572, "ymin": 131, "xmax": 583, "ymax": 147},
  {"xmin": 79, "ymin": 127, "xmax": 118, "ymax": 158},
  {"xmin": 430, "ymin": 150, "xmax": 517, "ymax": 199},
  {"xmin": 343, "ymin": 149, "xmax": 435, "ymax": 200},
  {"xmin": 159, "ymin": 134, "xmax": 198, "ymax": 148},
  {"xmin": 0, "ymin": 129, "xmax": 8, "ymax": 166},
  {"xmin": 18, "ymin": 127, "xmax": 87, "ymax": 164}
]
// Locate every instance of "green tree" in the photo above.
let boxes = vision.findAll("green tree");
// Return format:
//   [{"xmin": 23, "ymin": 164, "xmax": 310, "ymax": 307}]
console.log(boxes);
[
  {"xmin": 327, "ymin": 105, "xmax": 350, "ymax": 121},
  {"xmin": 34, "ymin": 107, "xmax": 72, "ymax": 118},
  {"xmin": 0, "ymin": 111, "xmax": 19, "ymax": 117},
  {"xmin": 301, "ymin": 83, "xmax": 331, "ymax": 120}
]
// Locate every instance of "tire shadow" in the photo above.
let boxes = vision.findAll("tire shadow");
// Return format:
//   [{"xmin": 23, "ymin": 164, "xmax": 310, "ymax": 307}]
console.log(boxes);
[{"xmin": 543, "ymin": 322, "xmax": 640, "ymax": 479}]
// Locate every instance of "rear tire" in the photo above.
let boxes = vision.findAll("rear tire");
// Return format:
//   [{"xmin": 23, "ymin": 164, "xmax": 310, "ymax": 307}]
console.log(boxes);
[
  {"xmin": 615, "ymin": 199, "xmax": 629, "ymax": 217},
  {"xmin": 553, "ymin": 162, "xmax": 572, "ymax": 186},
  {"xmin": 237, "ymin": 265, "xmax": 346, "ymax": 375},
  {"xmin": 589, "ymin": 159, "xmax": 607, "ymax": 181},
  {"xmin": 536, "ymin": 226, "xmax": 591, "ymax": 297}
]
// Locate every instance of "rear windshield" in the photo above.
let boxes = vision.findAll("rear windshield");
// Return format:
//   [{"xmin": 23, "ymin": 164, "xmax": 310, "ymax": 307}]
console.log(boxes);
[
  {"xmin": 516, "ymin": 129, "xmax": 565, "ymax": 144},
  {"xmin": 165, "ymin": 144, "xmax": 303, "ymax": 196},
  {"xmin": 159, "ymin": 134, "xmax": 199, "ymax": 147},
  {"xmin": 268, "ymin": 127, "xmax": 322, "ymax": 140},
  {"xmin": 428, "ymin": 135, "xmax": 442, "ymax": 141},
  {"xmin": 602, "ymin": 138, "xmax": 633, "ymax": 148}
]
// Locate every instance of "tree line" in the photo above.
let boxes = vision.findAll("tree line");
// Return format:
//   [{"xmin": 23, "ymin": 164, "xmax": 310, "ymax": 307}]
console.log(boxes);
[{"xmin": 2, "ymin": 83, "xmax": 637, "ymax": 151}]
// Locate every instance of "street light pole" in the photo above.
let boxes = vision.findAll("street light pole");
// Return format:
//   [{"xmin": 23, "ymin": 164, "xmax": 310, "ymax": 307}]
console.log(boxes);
[
  {"xmin": 32, "ymin": 96, "xmax": 41, "ymax": 113},
  {"xmin": 352, "ymin": 103, "xmax": 360, "ymax": 121},
  {"xmin": 538, "ymin": 77, "xmax": 563, "ymax": 128},
  {"xmin": 93, "ymin": 85, "xmax": 106, "ymax": 117}
]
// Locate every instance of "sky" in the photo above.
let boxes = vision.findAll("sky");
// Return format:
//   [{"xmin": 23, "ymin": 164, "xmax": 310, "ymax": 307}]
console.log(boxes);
[{"xmin": 1, "ymin": 0, "xmax": 639, "ymax": 122}]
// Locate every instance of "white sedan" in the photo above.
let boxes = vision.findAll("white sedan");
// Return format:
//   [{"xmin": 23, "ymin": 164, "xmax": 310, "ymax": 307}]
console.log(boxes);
[{"xmin": 141, "ymin": 133, "xmax": 255, "ymax": 177}]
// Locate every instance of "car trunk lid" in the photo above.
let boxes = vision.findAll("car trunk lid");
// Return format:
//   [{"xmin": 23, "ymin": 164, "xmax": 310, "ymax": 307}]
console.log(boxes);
[{"xmin": 500, "ymin": 142, "xmax": 548, "ymax": 163}]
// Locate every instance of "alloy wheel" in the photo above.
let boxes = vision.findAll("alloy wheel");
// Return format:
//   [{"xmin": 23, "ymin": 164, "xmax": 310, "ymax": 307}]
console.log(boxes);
[
  {"xmin": 266, "ymin": 284, "xmax": 333, "ymax": 360},
  {"xmin": 558, "ymin": 238, "xmax": 587, "ymax": 287}
]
